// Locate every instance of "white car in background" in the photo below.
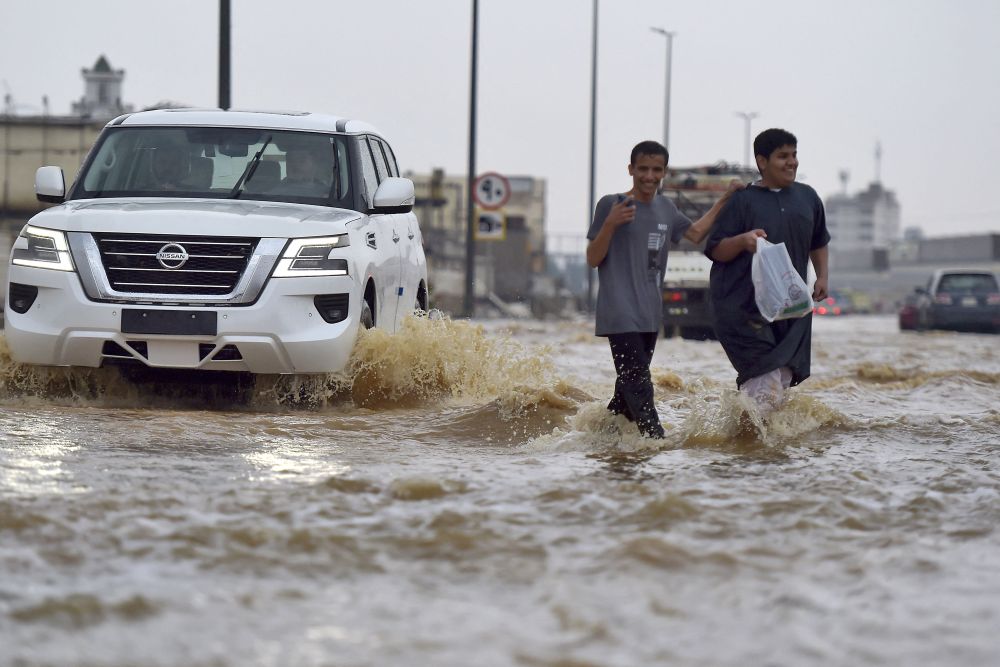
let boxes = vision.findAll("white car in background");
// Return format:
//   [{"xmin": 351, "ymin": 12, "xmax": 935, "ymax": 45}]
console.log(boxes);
[{"xmin": 5, "ymin": 109, "xmax": 428, "ymax": 375}]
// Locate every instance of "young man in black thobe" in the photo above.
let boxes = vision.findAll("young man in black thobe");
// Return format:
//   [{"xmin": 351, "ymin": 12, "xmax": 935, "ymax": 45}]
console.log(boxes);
[
  {"xmin": 705, "ymin": 128, "xmax": 831, "ymax": 416},
  {"xmin": 587, "ymin": 140, "xmax": 739, "ymax": 437}
]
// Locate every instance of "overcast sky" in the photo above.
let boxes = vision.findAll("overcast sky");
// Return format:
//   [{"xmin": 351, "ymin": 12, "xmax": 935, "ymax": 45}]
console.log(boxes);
[{"xmin": 3, "ymin": 0, "xmax": 998, "ymax": 240}]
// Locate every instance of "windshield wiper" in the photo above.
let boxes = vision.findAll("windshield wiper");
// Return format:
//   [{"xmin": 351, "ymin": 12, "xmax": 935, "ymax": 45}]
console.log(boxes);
[{"xmin": 229, "ymin": 135, "xmax": 272, "ymax": 198}]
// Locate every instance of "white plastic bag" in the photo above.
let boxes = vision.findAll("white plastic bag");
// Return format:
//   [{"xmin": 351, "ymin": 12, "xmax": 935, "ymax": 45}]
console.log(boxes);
[{"xmin": 751, "ymin": 237, "xmax": 813, "ymax": 322}]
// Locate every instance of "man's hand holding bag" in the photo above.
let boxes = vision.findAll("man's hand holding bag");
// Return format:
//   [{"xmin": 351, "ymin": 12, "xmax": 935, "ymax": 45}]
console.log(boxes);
[{"xmin": 751, "ymin": 237, "xmax": 813, "ymax": 322}]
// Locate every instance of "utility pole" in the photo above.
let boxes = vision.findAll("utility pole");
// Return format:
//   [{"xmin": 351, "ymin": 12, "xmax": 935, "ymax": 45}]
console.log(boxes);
[
  {"xmin": 734, "ymin": 111, "xmax": 758, "ymax": 168},
  {"xmin": 650, "ymin": 28, "xmax": 675, "ymax": 150},
  {"xmin": 219, "ymin": 0, "xmax": 231, "ymax": 110},
  {"xmin": 463, "ymin": 0, "xmax": 479, "ymax": 318},
  {"xmin": 586, "ymin": 0, "xmax": 598, "ymax": 312}
]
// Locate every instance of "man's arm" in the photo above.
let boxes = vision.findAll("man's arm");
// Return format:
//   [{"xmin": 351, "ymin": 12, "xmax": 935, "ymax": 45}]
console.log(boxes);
[
  {"xmin": 810, "ymin": 245, "xmax": 829, "ymax": 301},
  {"xmin": 586, "ymin": 198, "xmax": 635, "ymax": 267},
  {"xmin": 682, "ymin": 179, "xmax": 743, "ymax": 244},
  {"xmin": 708, "ymin": 229, "xmax": 767, "ymax": 262}
]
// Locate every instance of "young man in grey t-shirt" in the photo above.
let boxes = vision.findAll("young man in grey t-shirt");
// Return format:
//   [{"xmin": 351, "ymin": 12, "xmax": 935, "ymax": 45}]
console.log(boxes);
[{"xmin": 586, "ymin": 140, "xmax": 740, "ymax": 438}]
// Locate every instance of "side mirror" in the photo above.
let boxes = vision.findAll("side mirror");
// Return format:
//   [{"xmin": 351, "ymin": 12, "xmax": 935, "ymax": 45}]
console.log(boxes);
[
  {"xmin": 36, "ymin": 166, "xmax": 66, "ymax": 204},
  {"xmin": 372, "ymin": 177, "xmax": 415, "ymax": 213}
]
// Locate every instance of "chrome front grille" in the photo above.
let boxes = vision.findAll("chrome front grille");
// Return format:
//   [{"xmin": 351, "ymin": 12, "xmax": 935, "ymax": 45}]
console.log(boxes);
[{"xmin": 92, "ymin": 234, "xmax": 258, "ymax": 295}]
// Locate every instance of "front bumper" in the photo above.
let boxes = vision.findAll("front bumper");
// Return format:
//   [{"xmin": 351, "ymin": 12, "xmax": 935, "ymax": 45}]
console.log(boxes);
[{"xmin": 4, "ymin": 264, "xmax": 361, "ymax": 374}]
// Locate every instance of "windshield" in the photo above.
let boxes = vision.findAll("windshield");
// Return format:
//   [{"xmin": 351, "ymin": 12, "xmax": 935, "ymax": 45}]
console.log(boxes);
[
  {"xmin": 937, "ymin": 273, "xmax": 999, "ymax": 294},
  {"xmin": 73, "ymin": 126, "xmax": 352, "ymax": 207}
]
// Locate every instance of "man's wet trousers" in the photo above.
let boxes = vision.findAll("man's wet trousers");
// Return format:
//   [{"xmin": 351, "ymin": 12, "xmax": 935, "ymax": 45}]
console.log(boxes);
[{"xmin": 606, "ymin": 332, "xmax": 665, "ymax": 438}]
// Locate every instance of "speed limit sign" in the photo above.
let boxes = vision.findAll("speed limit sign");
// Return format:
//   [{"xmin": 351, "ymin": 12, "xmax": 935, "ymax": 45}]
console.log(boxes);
[{"xmin": 473, "ymin": 172, "xmax": 510, "ymax": 210}]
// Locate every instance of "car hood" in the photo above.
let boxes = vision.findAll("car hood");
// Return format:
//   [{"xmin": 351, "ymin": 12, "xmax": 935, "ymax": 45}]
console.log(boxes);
[{"xmin": 28, "ymin": 198, "xmax": 363, "ymax": 237}]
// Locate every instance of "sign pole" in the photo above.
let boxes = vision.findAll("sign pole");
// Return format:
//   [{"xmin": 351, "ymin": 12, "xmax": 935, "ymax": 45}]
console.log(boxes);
[
  {"xmin": 464, "ymin": 0, "xmax": 479, "ymax": 319},
  {"xmin": 587, "ymin": 0, "xmax": 598, "ymax": 312},
  {"xmin": 218, "ymin": 0, "xmax": 231, "ymax": 110}
]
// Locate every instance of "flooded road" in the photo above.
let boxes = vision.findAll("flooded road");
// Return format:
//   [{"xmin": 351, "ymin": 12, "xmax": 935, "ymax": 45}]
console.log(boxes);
[{"xmin": 1, "ymin": 314, "xmax": 998, "ymax": 667}]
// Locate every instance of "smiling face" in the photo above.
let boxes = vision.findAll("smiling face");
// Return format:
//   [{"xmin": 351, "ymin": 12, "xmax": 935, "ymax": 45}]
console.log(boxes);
[
  {"xmin": 756, "ymin": 144, "xmax": 798, "ymax": 189},
  {"xmin": 628, "ymin": 152, "xmax": 667, "ymax": 201}
]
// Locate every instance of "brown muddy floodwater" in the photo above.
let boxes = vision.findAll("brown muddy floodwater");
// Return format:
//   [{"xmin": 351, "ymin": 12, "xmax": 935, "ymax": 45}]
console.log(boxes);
[{"xmin": 1, "ymin": 314, "xmax": 998, "ymax": 667}]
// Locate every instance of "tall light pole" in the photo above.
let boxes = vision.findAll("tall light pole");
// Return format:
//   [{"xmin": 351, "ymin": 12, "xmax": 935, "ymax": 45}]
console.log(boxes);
[
  {"xmin": 735, "ymin": 111, "xmax": 758, "ymax": 168},
  {"xmin": 218, "ymin": 0, "xmax": 231, "ymax": 110},
  {"xmin": 586, "ymin": 0, "xmax": 598, "ymax": 312},
  {"xmin": 650, "ymin": 28, "xmax": 675, "ymax": 150},
  {"xmin": 464, "ymin": 0, "xmax": 479, "ymax": 318}
]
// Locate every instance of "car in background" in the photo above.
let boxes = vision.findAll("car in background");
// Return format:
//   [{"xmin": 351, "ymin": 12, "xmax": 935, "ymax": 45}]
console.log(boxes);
[
  {"xmin": 814, "ymin": 288, "xmax": 874, "ymax": 317},
  {"xmin": 814, "ymin": 289, "xmax": 851, "ymax": 316},
  {"xmin": 5, "ymin": 109, "xmax": 428, "ymax": 375},
  {"xmin": 914, "ymin": 269, "xmax": 1000, "ymax": 333}
]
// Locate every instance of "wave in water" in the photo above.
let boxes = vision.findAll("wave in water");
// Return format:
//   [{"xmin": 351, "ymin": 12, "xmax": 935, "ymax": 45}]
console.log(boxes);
[{"xmin": 809, "ymin": 362, "xmax": 1000, "ymax": 391}]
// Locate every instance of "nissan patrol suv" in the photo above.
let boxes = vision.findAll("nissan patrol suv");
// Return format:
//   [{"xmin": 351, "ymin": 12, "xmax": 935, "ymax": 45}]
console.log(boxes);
[{"xmin": 5, "ymin": 109, "xmax": 428, "ymax": 374}]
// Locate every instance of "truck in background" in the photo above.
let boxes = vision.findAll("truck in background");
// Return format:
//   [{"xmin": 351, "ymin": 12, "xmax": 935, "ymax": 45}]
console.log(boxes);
[{"xmin": 660, "ymin": 162, "xmax": 755, "ymax": 340}]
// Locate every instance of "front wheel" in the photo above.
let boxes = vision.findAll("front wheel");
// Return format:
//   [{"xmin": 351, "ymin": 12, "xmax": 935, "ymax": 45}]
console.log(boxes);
[
  {"xmin": 415, "ymin": 282, "xmax": 429, "ymax": 314},
  {"xmin": 360, "ymin": 300, "xmax": 374, "ymax": 329}
]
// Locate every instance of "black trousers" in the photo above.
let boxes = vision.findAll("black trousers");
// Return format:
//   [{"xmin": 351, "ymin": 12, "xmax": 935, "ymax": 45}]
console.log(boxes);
[{"xmin": 606, "ymin": 331, "xmax": 664, "ymax": 438}]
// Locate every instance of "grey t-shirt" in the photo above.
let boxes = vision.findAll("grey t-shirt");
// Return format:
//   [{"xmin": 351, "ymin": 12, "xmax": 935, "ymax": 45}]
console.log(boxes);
[{"xmin": 587, "ymin": 193, "xmax": 692, "ymax": 336}]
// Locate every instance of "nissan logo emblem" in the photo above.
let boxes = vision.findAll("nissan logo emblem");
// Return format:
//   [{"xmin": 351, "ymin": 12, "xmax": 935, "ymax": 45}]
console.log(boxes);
[{"xmin": 156, "ymin": 243, "xmax": 189, "ymax": 269}]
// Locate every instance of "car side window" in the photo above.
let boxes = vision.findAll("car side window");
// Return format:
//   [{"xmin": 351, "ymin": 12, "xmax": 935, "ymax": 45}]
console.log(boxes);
[
  {"xmin": 377, "ymin": 138, "xmax": 399, "ymax": 177},
  {"xmin": 367, "ymin": 136, "xmax": 389, "ymax": 183},
  {"xmin": 358, "ymin": 138, "xmax": 380, "ymax": 207}
]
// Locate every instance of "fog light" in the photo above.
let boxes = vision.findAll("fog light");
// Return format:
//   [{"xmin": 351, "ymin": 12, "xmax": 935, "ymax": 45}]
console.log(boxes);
[
  {"xmin": 8, "ymin": 283, "xmax": 39, "ymax": 314},
  {"xmin": 314, "ymin": 293, "xmax": 350, "ymax": 324}
]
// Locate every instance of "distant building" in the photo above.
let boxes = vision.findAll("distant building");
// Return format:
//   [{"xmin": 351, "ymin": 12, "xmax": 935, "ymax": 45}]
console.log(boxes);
[
  {"xmin": 907, "ymin": 233, "xmax": 1000, "ymax": 265},
  {"xmin": 825, "ymin": 181, "xmax": 900, "ymax": 271},
  {"xmin": 71, "ymin": 55, "xmax": 134, "ymax": 119},
  {"xmin": 407, "ymin": 169, "xmax": 547, "ymax": 312},
  {"xmin": 2, "ymin": 56, "xmax": 133, "ymax": 222}
]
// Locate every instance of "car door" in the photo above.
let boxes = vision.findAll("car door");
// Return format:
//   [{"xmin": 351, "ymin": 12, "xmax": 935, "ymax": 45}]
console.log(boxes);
[
  {"xmin": 358, "ymin": 136, "xmax": 401, "ymax": 330},
  {"xmin": 374, "ymin": 137, "xmax": 422, "ymax": 326}
]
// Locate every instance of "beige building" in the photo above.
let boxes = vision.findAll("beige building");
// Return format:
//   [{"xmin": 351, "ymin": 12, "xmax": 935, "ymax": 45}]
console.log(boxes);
[
  {"xmin": 406, "ymin": 169, "xmax": 547, "ymax": 312},
  {"xmin": 1, "ymin": 55, "xmax": 133, "ymax": 224},
  {"xmin": 0, "ymin": 116, "xmax": 104, "ymax": 216},
  {"xmin": 1, "ymin": 56, "xmax": 134, "ymax": 304}
]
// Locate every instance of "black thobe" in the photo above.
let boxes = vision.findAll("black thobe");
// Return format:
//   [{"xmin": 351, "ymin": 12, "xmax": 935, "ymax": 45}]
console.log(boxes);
[{"xmin": 704, "ymin": 182, "xmax": 831, "ymax": 387}]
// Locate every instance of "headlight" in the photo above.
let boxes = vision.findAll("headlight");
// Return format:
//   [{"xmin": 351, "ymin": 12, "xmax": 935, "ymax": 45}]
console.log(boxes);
[
  {"xmin": 272, "ymin": 235, "xmax": 350, "ymax": 277},
  {"xmin": 11, "ymin": 225, "xmax": 75, "ymax": 271}
]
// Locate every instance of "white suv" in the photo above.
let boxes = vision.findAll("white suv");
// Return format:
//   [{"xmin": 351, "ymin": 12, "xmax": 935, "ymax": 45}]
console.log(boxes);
[{"xmin": 5, "ymin": 109, "xmax": 427, "ymax": 374}]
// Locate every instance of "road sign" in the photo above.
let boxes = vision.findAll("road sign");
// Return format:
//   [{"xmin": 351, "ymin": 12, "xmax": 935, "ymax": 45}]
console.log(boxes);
[
  {"xmin": 473, "ymin": 172, "xmax": 510, "ymax": 210},
  {"xmin": 475, "ymin": 209, "xmax": 506, "ymax": 241}
]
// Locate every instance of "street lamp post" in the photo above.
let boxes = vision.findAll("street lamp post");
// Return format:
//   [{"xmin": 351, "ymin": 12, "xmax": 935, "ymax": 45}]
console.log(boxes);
[
  {"xmin": 650, "ymin": 28, "xmax": 675, "ymax": 150},
  {"xmin": 735, "ymin": 111, "xmax": 758, "ymax": 169},
  {"xmin": 464, "ymin": 0, "xmax": 479, "ymax": 318},
  {"xmin": 219, "ymin": 0, "xmax": 231, "ymax": 110},
  {"xmin": 586, "ymin": 0, "xmax": 598, "ymax": 312}
]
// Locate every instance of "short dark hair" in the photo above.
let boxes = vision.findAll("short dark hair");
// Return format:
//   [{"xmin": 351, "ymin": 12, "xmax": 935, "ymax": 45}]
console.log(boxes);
[
  {"xmin": 753, "ymin": 128, "xmax": 797, "ymax": 160},
  {"xmin": 630, "ymin": 140, "xmax": 668, "ymax": 166}
]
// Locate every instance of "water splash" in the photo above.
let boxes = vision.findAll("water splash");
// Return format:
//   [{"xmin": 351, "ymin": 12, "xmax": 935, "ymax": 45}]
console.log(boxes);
[
  {"xmin": 346, "ymin": 314, "xmax": 558, "ymax": 408},
  {"xmin": 0, "ymin": 315, "xmax": 586, "ymax": 426},
  {"xmin": 680, "ymin": 387, "xmax": 847, "ymax": 448}
]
